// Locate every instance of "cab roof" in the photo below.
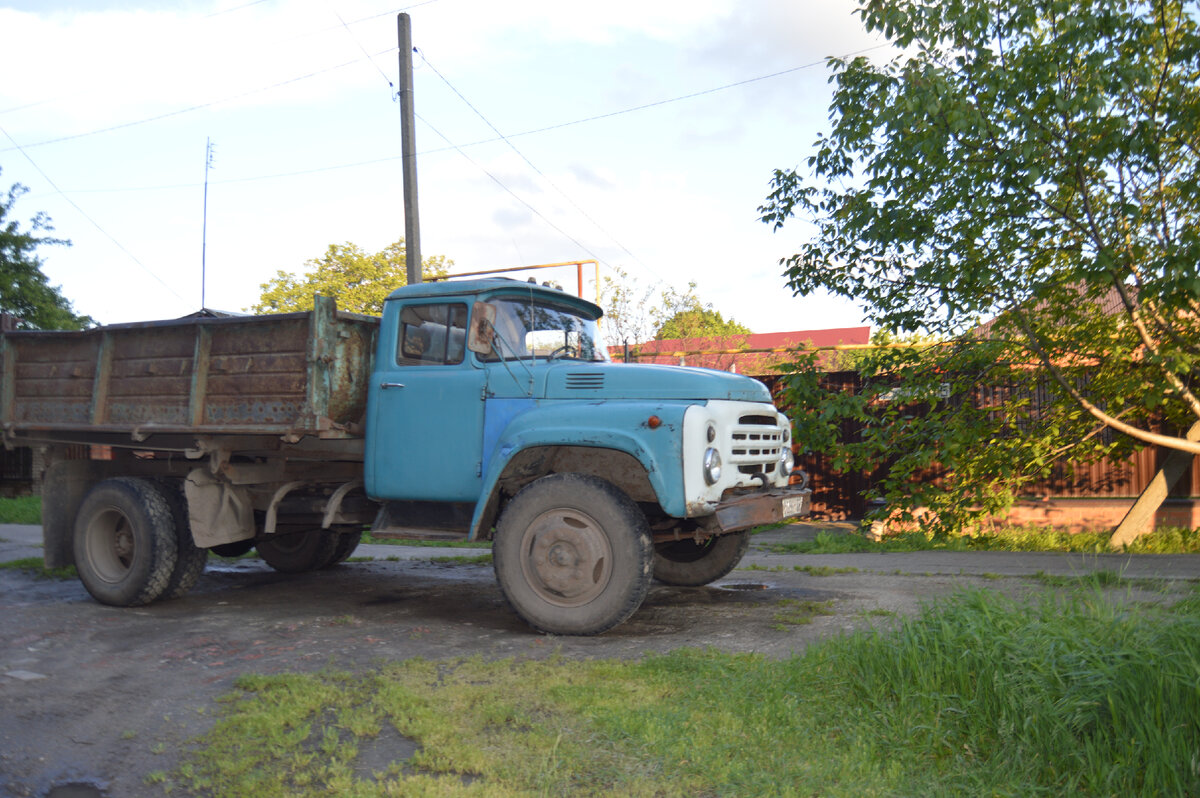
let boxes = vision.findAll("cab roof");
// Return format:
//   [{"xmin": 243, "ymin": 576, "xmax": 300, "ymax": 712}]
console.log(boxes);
[{"xmin": 385, "ymin": 277, "xmax": 603, "ymax": 319}]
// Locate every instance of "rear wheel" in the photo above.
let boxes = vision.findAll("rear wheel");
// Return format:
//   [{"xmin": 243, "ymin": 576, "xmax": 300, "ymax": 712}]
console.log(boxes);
[
  {"xmin": 155, "ymin": 478, "xmax": 208, "ymax": 600},
  {"xmin": 493, "ymin": 473, "xmax": 653, "ymax": 635},
  {"xmin": 653, "ymin": 530, "xmax": 750, "ymax": 586},
  {"xmin": 321, "ymin": 530, "xmax": 362, "ymax": 569},
  {"xmin": 256, "ymin": 529, "xmax": 339, "ymax": 573},
  {"xmin": 73, "ymin": 477, "xmax": 179, "ymax": 607}
]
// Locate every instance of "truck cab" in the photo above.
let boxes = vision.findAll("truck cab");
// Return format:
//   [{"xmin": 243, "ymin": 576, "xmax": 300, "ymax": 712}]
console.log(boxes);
[{"xmin": 365, "ymin": 278, "xmax": 810, "ymax": 634}]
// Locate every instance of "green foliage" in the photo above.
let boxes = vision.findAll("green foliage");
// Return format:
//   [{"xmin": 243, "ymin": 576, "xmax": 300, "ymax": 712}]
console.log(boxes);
[
  {"xmin": 0, "ymin": 557, "xmax": 76, "ymax": 580},
  {"xmin": 763, "ymin": 0, "xmax": 1200, "ymax": 530},
  {"xmin": 251, "ymin": 239, "xmax": 451, "ymax": 315},
  {"xmin": 170, "ymin": 587, "xmax": 1200, "ymax": 796},
  {"xmin": 597, "ymin": 265, "xmax": 748, "ymax": 346},
  {"xmin": 763, "ymin": 525, "xmax": 1200, "ymax": 554},
  {"xmin": 654, "ymin": 308, "xmax": 750, "ymax": 340},
  {"xmin": 0, "ymin": 172, "xmax": 91, "ymax": 330},
  {"xmin": 0, "ymin": 496, "xmax": 41, "ymax": 524}
]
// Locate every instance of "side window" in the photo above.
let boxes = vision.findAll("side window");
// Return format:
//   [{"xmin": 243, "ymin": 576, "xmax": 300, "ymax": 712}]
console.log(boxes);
[{"xmin": 397, "ymin": 303, "xmax": 468, "ymax": 366}]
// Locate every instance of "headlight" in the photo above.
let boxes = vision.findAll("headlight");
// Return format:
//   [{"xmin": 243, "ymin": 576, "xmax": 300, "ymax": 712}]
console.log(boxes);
[
  {"xmin": 702, "ymin": 447, "xmax": 722, "ymax": 485},
  {"xmin": 779, "ymin": 446, "xmax": 795, "ymax": 478}
]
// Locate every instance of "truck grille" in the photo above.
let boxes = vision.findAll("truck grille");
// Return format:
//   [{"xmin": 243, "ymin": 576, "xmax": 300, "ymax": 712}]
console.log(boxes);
[{"xmin": 729, "ymin": 414, "xmax": 785, "ymax": 475}]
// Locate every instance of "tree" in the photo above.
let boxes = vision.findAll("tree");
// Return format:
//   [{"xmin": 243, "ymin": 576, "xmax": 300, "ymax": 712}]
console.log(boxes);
[
  {"xmin": 655, "ymin": 308, "xmax": 751, "ymax": 341},
  {"xmin": 0, "ymin": 174, "xmax": 91, "ymax": 330},
  {"xmin": 252, "ymin": 240, "xmax": 451, "ymax": 315},
  {"xmin": 598, "ymin": 265, "xmax": 750, "ymax": 346},
  {"xmin": 760, "ymin": 1, "xmax": 1200, "ymax": 540}
]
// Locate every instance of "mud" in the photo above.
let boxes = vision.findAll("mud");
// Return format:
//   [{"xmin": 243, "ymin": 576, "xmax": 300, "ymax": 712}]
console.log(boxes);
[{"xmin": 2, "ymin": 524, "xmax": 1197, "ymax": 797}]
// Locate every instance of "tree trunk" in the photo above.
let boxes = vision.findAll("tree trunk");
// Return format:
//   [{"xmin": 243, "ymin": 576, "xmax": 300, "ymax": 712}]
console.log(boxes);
[{"xmin": 1109, "ymin": 420, "xmax": 1200, "ymax": 549}]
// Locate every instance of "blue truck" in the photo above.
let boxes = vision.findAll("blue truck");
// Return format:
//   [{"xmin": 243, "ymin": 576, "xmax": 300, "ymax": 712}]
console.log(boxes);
[{"xmin": 0, "ymin": 278, "xmax": 810, "ymax": 634}]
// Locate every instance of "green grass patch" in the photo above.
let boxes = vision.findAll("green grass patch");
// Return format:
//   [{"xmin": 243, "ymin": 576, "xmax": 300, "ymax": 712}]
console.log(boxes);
[
  {"xmin": 0, "ymin": 496, "xmax": 41, "ymax": 525},
  {"xmin": 361, "ymin": 533, "xmax": 492, "ymax": 549},
  {"xmin": 765, "ymin": 525, "xmax": 1200, "ymax": 555},
  {"xmin": 430, "ymin": 553, "xmax": 493, "ymax": 566},
  {"xmin": 771, "ymin": 598, "xmax": 835, "ymax": 629},
  {"xmin": 0, "ymin": 556, "xmax": 75, "ymax": 580},
  {"xmin": 169, "ymin": 584, "xmax": 1200, "ymax": 796}
]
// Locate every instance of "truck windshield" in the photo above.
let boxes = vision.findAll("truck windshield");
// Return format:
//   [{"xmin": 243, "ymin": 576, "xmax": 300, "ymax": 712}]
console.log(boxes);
[{"xmin": 481, "ymin": 297, "xmax": 609, "ymax": 363}]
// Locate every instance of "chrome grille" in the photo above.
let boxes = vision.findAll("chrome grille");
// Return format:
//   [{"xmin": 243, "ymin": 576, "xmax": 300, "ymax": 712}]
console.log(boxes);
[{"xmin": 728, "ymin": 415, "xmax": 784, "ymax": 474}]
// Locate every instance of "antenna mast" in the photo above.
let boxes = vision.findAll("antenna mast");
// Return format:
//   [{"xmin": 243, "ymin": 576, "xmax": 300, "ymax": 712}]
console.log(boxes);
[{"xmin": 201, "ymin": 137, "xmax": 215, "ymax": 309}]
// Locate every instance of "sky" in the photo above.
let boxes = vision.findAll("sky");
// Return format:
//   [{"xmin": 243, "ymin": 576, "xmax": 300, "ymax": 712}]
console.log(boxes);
[{"xmin": 0, "ymin": 0, "xmax": 891, "ymax": 335}]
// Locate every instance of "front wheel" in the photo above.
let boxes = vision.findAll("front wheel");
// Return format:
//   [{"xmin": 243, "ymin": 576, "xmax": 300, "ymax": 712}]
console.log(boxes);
[
  {"xmin": 493, "ymin": 473, "xmax": 653, "ymax": 635},
  {"xmin": 73, "ymin": 477, "xmax": 179, "ymax": 607},
  {"xmin": 653, "ymin": 530, "xmax": 750, "ymax": 586}
]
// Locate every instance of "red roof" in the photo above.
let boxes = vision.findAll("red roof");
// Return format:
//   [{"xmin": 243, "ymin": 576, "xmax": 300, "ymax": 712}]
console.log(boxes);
[{"xmin": 609, "ymin": 326, "xmax": 871, "ymax": 375}]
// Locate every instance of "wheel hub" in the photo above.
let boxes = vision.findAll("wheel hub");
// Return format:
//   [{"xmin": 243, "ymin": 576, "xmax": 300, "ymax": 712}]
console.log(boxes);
[{"xmin": 521, "ymin": 509, "xmax": 612, "ymax": 607}]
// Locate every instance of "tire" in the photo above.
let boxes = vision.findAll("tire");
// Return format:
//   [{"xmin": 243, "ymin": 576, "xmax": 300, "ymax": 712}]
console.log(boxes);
[
  {"xmin": 154, "ymin": 478, "xmax": 208, "ymax": 600},
  {"xmin": 492, "ymin": 473, "xmax": 653, "ymax": 635},
  {"xmin": 320, "ymin": 530, "xmax": 362, "ymax": 569},
  {"xmin": 73, "ymin": 477, "xmax": 179, "ymax": 607},
  {"xmin": 256, "ymin": 529, "xmax": 339, "ymax": 574},
  {"xmin": 210, "ymin": 540, "xmax": 254, "ymax": 558},
  {"xmin": 653, "ymin": 530, "xmax": 751, "ymax": 587}
]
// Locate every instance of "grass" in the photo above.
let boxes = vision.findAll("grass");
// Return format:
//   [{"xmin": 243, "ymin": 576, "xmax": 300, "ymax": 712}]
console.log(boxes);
[
  {"xmin": 0, "ymin": 496, "xmax": 41, "ymax": 524},
  {"xmin": 430, "ymin": 553, "xmax": 493, "ymax": 566},
  {"xmin": 771, "ymin": 598, "xmax": 835, "ymax": 629},
  {"xmin": 0, "ymin": 556, "xmax": 75, "ymax": 580},
  {"xmin": 765, "ymin": 524, "xmax": 1200, "ymax": 555},
  {"xmin": 166, "ymin": 583, "xmax": 1200, "ymax": 797},
  {"xmin": 361, "ymin": 533, "xmax": 491, "ymax": 549}
]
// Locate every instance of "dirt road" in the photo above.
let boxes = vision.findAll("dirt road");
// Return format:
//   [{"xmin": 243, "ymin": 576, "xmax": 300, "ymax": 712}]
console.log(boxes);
[{"xmin": 2, "ymin": 523, "xmax": 1197, "ymax": 797}]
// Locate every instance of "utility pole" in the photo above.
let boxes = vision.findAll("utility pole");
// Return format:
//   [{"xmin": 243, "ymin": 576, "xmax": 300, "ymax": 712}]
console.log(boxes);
[
  {"xmin": 397, "ymin": 12, "xmax": 422, "ymax": 285},
  {"xmin": 201, "ymin": 137, "xmax": 215, "ymax": 309}
]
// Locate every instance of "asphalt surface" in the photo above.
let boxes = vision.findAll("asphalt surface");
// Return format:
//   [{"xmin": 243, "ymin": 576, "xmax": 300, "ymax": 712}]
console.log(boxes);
[{"xmin": 5, "ymin": 521, "xmax": 1199, "ymax": 579}]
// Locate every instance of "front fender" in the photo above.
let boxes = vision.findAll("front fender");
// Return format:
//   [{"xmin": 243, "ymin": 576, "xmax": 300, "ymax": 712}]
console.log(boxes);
[{"xmin": 467, "ymin": 399, "xmax": 693, "ymax": 538}]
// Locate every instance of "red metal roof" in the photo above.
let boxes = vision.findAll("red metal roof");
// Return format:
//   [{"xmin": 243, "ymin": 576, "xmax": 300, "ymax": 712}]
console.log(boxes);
[{"xmin": 609, "ymin": 326, "xmax": 871, "ymax": 376}]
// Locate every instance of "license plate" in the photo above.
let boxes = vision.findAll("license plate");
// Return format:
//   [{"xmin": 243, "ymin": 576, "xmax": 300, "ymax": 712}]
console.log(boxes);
[{"xmin": 781, "ymin": 495, "xmax": 807, "ymax": 518}]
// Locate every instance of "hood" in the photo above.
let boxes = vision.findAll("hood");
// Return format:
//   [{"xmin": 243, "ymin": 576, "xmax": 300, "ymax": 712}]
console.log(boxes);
[{"xmin": 542, "ymin": 362, "xmax": 772, "ymax": 402}]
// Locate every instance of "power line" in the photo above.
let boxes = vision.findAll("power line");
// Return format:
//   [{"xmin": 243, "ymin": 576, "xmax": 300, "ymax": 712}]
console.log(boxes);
[
  {"xmin": 0, "ymin": 50, "xmax": 397, "ymax": 153},
  {"xmin": 415, "ymin": 47, "xmax": 662, "ymax": 283},
  {"xmin": 0, "ymin": 124, "xmax": 190, "ymax": 307},
  {"xmin": 26, "ymin": 47, "xmax": 881, "ymax": 194},
  {"xmin": 413, "ymin": 110, "xmax": 607, "ymax": 265}
]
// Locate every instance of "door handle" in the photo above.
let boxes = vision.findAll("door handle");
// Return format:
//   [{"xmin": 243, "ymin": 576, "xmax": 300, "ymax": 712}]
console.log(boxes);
[{"xmin": 380, "ymin": 382, "xmax": 405, "ymax": 390}]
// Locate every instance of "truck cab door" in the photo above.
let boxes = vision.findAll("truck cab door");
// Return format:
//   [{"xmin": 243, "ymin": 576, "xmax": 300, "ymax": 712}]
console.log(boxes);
[{"xmin": 366, "ymin": 300, "xmax": 486, "ymax": 502}]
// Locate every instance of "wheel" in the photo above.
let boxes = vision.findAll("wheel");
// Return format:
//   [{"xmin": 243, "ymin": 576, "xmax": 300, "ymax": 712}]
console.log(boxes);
[
  {"xmin": 73, "ymin": 477, "xmax": 179, "ymax": 607},
  {"xmin": 320, "ymin": 530, "xmax": 362, "ymax": 569},
  {"xmin": 154, "ymin": 478, "xmax": 208, "ymax": 600},
  {"xmin": 210, "ymin": 540, "xmax": 254, "ymax": 558},
  {"xmin": 492, "ymin": 473, "xmax": 653, "ymax": 635},
  {"xmin": 653, "ymin": 530, "xmax": 751, "ymax": 586},
  {"xmin": 256, "ymin": 529, "xmax": 339, "ymax": 574}
]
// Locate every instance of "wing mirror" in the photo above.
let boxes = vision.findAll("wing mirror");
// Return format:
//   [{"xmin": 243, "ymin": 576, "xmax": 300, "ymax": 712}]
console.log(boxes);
[{"xmin": 467, "ymin": 302, "xmax": 496, "ymax": 355}]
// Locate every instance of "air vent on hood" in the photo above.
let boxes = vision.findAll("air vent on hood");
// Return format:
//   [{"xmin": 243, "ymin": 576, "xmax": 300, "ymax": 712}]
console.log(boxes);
[{"xmin": 565, "ymin": 372, "xmax": 605, "ymax": 390}]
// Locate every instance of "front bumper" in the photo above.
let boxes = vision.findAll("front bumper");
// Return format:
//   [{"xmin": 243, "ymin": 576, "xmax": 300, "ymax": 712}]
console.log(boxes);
[{"xmin": 713, "ymin": 484, "xmax": 812, "ymax": 533}]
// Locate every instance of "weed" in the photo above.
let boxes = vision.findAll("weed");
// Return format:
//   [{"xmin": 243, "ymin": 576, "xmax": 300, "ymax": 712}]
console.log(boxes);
[
  {"xmin": 794, "ymin": 564, "xmax": 859, "ymax": 576},
  {"xmin": 0, "ymin": 496, "xmax": 41, "ymax": 524},
  {"xmin": 0, "ymin": 557, "xmax": 75, "ymax": 580},
  {"xmin": 771, "ymin": 598, "xmax": 835, "ymax": 629},
  {"xmin": 431, "ymin": 554, "xmax": 493, "ymax": 566}
]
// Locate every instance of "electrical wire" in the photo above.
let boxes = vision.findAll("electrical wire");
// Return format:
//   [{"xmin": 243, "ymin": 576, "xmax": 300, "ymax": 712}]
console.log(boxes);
[
  {"xmin": 0, "ymin": 50, "xmax": 397, "ymax": 153},
  {"xmin": 415, "ymin": 47, "xmax": 661, "ymax": 282},
  {"xmin": 26, "ymin": 45, "xmax": 884, "ymax": 193},
  {"xmin": 413, "ymin": 111, "xmax": 606, "ymax": 265},
  {"xmin": 0, "ymin": 125, "xmax": 190, "ymax": 307}
]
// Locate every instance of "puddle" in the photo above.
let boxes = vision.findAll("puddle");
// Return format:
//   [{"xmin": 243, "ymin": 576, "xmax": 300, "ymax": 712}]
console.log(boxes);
[{"xmin": 718, "ymin": 583, "xmax": 771, "ymax": 591}]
